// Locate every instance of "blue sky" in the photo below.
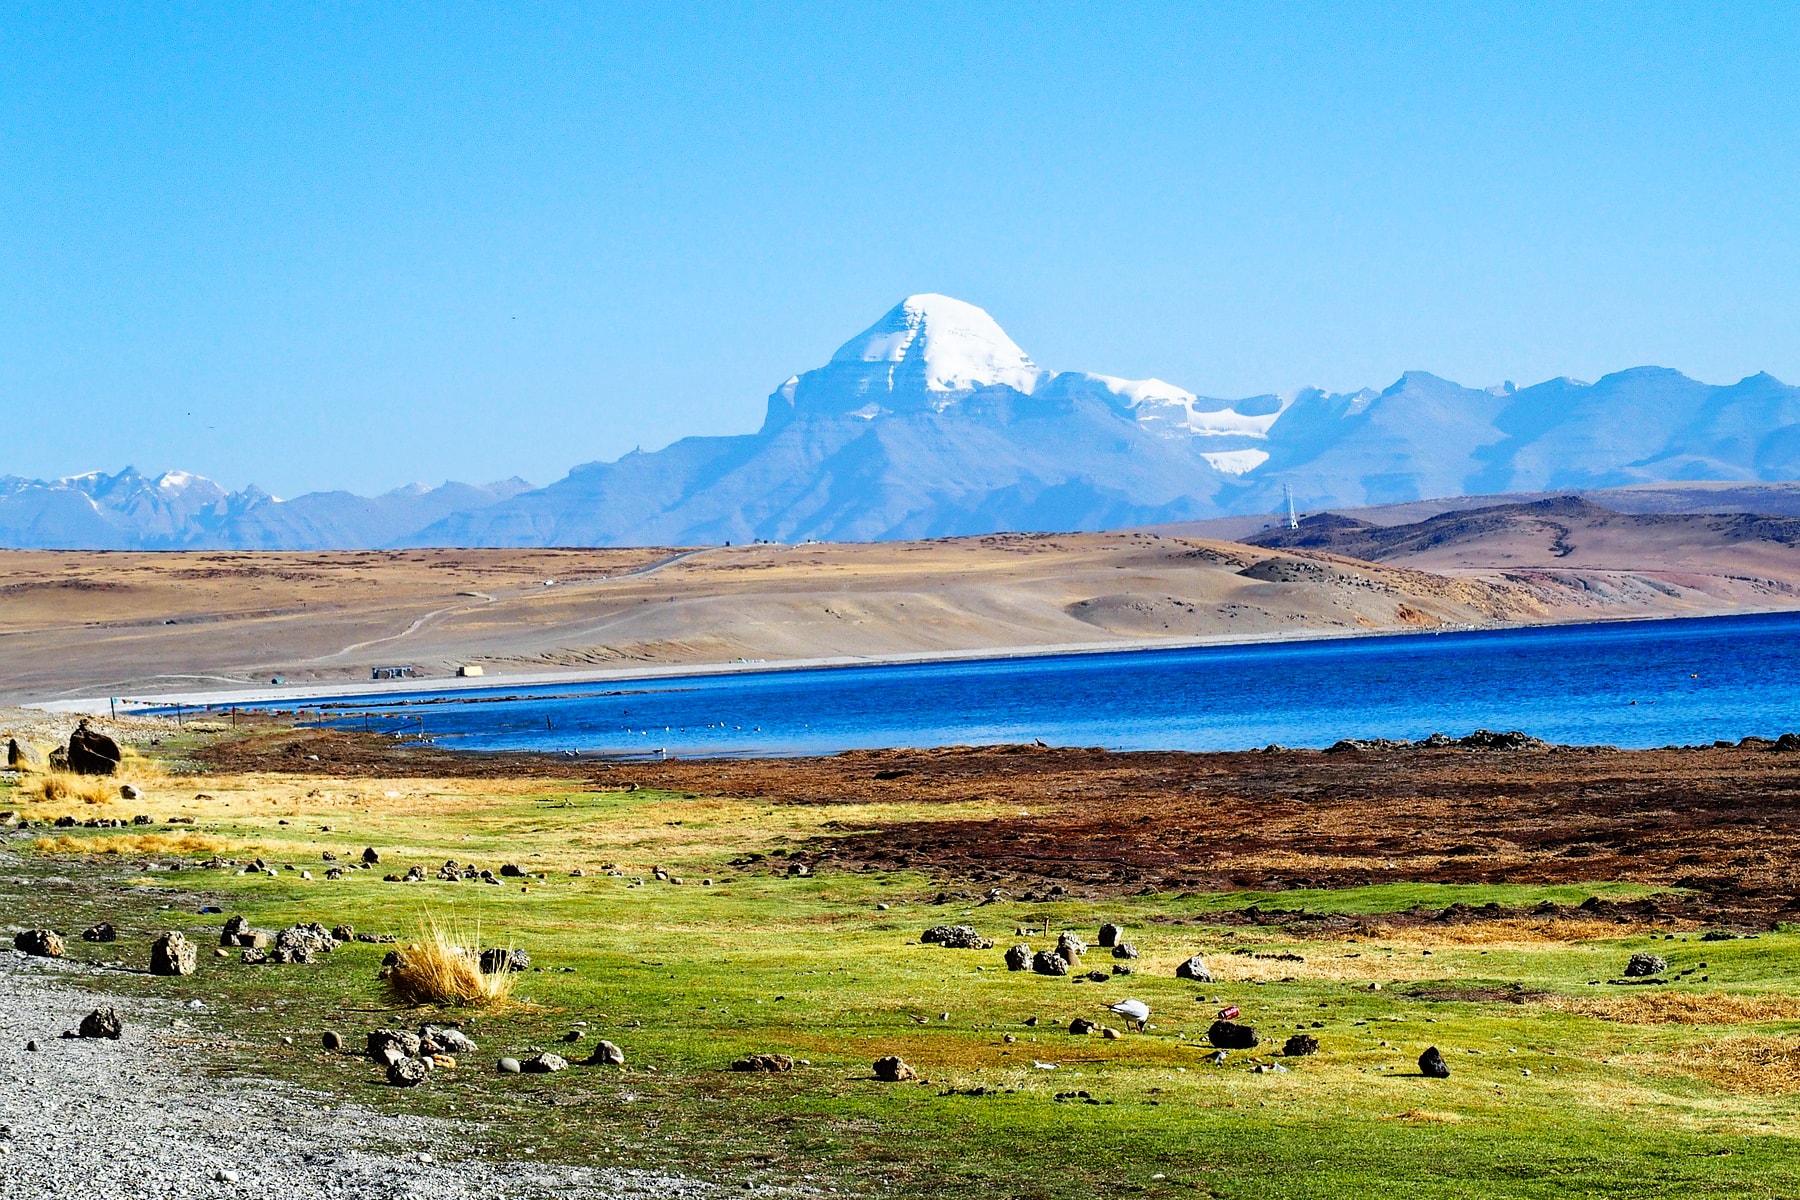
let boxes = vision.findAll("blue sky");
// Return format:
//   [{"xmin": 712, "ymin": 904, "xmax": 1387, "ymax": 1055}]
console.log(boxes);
[{"xmin": 3, "ymin": 4, "xmax": 1798, "ymax": 495}]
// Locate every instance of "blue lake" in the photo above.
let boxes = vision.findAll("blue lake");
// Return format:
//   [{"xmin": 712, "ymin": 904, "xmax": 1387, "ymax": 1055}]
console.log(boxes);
[{"xmin": 237, "ymin": 611, "xmax": 1800, "ymax": 757}]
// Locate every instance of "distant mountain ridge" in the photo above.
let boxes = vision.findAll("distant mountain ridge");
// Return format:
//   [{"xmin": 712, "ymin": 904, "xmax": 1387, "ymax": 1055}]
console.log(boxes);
[{"xmin": 7, "ymin": 294, "xmax": 1800, "ymax": 549}]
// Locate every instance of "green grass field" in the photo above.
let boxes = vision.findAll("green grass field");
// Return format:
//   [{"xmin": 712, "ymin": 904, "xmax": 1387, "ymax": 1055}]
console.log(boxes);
[{"xmin": 7, "ymin": 764, "xmax": 1800, "ymax": 1198}]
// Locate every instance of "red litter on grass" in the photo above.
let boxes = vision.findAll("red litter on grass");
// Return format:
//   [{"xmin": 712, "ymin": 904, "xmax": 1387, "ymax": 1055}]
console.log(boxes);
[{"xmin": 1218, "ymin": 1006, "xmax": 1240, "ymax": 1020}]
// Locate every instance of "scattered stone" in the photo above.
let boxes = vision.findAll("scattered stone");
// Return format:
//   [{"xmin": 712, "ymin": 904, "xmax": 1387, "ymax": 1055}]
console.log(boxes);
[
  {"xmin": 873, "ymin": 1055, "xmax": 916, "ymax": 1082},
  {"xmin": 423, "ymin": 1026, "xmax": 478, "ymax": 1055},
  {"xmin": 13, "ymin": 930, "xmax": 64, "ymax": 959},
  {"xmin": 235, "ymin": 930, "xmax": 270, "ymax": 949},
  {"xmin": 1283, "ymin": 1034, "xmax": 1319, "ymax": 1057},
  {"xmin": 1068, "ymin": 1017, "xmax": 1097, "ymax": 1035},
  {"xmin": 322, "ymin": 1030, "xmax": 344, "ymax": 1051},
  {"xmin": 1112, "ymin": 942, "xmax": 1140, "ymax": 960},
  {"xmin": 497, "ymin": 1057, "xmax": 522, "ymax": 1074},
  {"xmin": 81, "ymin": 923, "xmax": 117, "ymax": 943},
  {"xmin": 1097, "ymin": 923, "xmax": 1124, "ymax": 947},
  {"xmin": 585, "ymin": 1039, "xmax": 626, "ymax": 1067},
  {"xmin": 219, "ymin": 916, "xmax": 249, "ymax": 945},
  {"xmin": 118, "ymin": 784, "xmax": 141, "ymax": 800},
  {"xmin": 368, "ymin": 1030, "xmax": 423, "ymax": 1067},
  {"xmin": 522, "ymin": 1052, "xmax": 569, "ymax": 1073},
  {"xmin": 66, "ymin": 720, "xmax": 122, "ymax": 775},
  {"xmin": 1005, "ymin": 944, "xmax": 1033, "ymax": 971},
  {"xmin": 1032, "ymin": 950, "xmax": 1069, "ymax": 977},
  {"xmin": 361, "ymin": 847, "xmax": 381, "ymax": 865},
  {"xmin": 1055, "ymin": 933, "xmax": 1088, "ymax": 963},
  {"xmin": 77, "ymin": 1007, "xmax": 123, "ymax": 1040},
  {"xmin": 387, "ymin": 1057, "xmax": 429, "ymax": 1087},
  {"xmin": 1457, "ymin": 729, "xmax": 1547, "ymax": 751},
  {"xmin": 1101, "ymin": 1026, "xmax": 1122, "ymax": 1040},
  {"xmin": 731, "ymin": 1053, "xmax": 794, "ymax": 1072},
  {"xmin": 7, "ymin": 738, "xmax": 43, "ymax": 769},
  {"xmin": 499, "ymin": 863, "xmax": 526, "ymax": 878},
  {"xmin": 241, "ymin": 947, "xmax": 269, "ymax": 965},
  {"xmin": 1207, "ymin": 1020, "xmax": 1259, "ymax": 1050},
  {"xmin": 920, "ymin": 924, "xmax": 994, "ymax": 950},
  {"xmin": 1419, "ymin": 1046, "xmax": 1451, "ymax": 1078},
  {"xmin": 25, "ymin": 1039, "xmax": 40, "ymax": 1051},
  {"xmin": 1176, "ymin": 955, "xmax": 1213, "ymax": 982},
  {"xmin": 1624, "ymin": 953, "xmax": 1669, "ymax": 978},
  {"xmin": 149, "ymin": 931, "xmax": 197, "ymax": 976},
  {"xmin": 1083, "ymin": 969, "xmax": 1110, "ymax": 982}
]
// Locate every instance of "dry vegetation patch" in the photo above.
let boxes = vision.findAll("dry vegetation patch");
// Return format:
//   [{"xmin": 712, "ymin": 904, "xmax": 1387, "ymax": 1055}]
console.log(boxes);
[{"xmin": 1551, "ymin": 992, "xmax": 1800, "ymax": 1026}]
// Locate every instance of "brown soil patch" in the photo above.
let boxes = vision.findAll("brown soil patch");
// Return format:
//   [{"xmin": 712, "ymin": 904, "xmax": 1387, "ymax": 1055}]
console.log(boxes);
[{"xmin": 193, "ymin": 728, "xmax": 1800, "ymax": 923}]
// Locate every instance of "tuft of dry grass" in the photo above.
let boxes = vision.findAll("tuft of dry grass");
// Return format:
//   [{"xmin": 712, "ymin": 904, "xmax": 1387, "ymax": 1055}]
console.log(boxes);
[
  {"xmin": 1549, "ymin": 992, "xmax": 1800, "ymax": 1026},
  {"xmin": 1386, "ymin": 1109, "xmax": 1464, "ymax": 1123},
  {"xmin": 29, "ymin": 771, "xmax": 119, "ymax": 805},
  {"xmin": 382, "ymin": 913, "xmax": 516, "ymax": 1008},
  {"xmin": 34, "ymin": 832, "xmax": 228, "ymax": 856},
  {"xmin": 1623, "ymin": 1036, "xmax": 1800, "ymax": 1095}
]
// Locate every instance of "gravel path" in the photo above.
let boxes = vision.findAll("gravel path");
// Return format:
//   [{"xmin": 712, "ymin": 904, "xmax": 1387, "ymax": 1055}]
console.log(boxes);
[{"xmin": 0, "ymin": 952, "xmax": 718, "ymax": 1200}]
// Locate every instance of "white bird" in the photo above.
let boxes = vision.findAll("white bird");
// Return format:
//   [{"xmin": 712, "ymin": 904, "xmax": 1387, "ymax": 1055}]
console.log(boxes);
[{"xmin": 1103, "ymin": 999, "xmax": 1150, "ymax": 1031}]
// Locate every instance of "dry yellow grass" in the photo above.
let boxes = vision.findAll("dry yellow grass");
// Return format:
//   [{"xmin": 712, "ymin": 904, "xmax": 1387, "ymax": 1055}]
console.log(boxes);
[
  {"xmin": 382, "ymin": 914, "xmax": 517, "ymax": 1008},
  {"xmin": 1550, "ymin": 992, "xmax": 1800, "ymax": 1026},
  {"xmin": 1624, "ymin": 1037, "xmax": 1800, "ymax": 1096},
  {"xmin": 33, "ymin": 832, "xmax": 230, "ymax": 856},
  {"xmin": 29, "ymin": 771, "xmax": 120, "ymax": 805},
  {"xmin": 1386, "ymin": 1109, "xmax": 1465, "ymax": 1123}
]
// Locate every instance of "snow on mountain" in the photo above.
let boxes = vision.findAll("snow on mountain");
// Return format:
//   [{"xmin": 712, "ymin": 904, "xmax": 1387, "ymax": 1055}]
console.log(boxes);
[{"xmin": 7, "ymin": 295, "xmax": 1799, "ymax": 550}]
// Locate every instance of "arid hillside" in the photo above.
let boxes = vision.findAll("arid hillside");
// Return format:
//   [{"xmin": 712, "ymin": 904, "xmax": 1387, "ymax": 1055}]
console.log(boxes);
[{"xmin": 5, "ymin": 511, "xmax": 1797, "ymax": 704}]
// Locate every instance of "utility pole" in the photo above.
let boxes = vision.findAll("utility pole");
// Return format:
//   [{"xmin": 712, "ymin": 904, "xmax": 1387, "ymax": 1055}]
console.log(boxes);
[{"xmin": 1284, "ymin": 484, "xmax": 1299, "ymax": 531}]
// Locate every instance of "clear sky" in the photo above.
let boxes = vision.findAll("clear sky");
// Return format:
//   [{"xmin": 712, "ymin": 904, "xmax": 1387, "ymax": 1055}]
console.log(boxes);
[{"xmin": 4, "ymin": 4, "xmax": 1798, "ymax": 496}]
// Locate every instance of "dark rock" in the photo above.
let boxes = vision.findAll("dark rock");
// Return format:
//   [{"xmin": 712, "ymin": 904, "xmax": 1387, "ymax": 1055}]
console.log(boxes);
[
  {"xmin": 78, "ymin": 1007, "xmax": 123, "ymax": 1040},
  {"xmin": 731, "ymin": 1053, "xmax": 794, "ymax": 1072},
  {"xmin": 584, "ymin": 1039, "xmax": 626, "ymax": 1066},
  {"xmin": 149, "ymin": 931, "xmax": 197, "ymax": 976},
  {"xmin": 1207, "ymin": 1020, "xmax": 1259, "ymax": 1050},
  {"xmin": 14, "ymin": 930, "xmax": 64, "ymax": 958},
  {"xmin": 387, "ymin": 1057, "xmax": 429, "ymax": 1087},
  {"xmin": 119, "ymin": 784, "xmax": 141, "ymax": 800},
  {"xmin": 48, "ymin": 746, "xmax": 68, "ymax": 771},
  {"xmin": 331, "ymin": 925, "xmax": 356, "ymax": 943},
  {"xmin": 1775, "ymin": 732, "xmax": 1800, "ymax": 752},
  {"xmin": 1419, "ymin": 1046, "xmax": 1450, "ymax": 1078},
  {"xmin": 322, "ymin": 1030, "xmax": 344, "ymax": 1051},
  {"xmin": 873, "ymin": 1055, "xmax": 916, "ymax": 1082},
  {"xmin": 1175, "ymin": 955, "xmax": 1213, "ymax": 982},
  {"xmin": 1055, "ymin": 933, "xmax": 1087, "ymax": 963},
  {"xmin": 1283, "ymin": 1034, "xmax": 1319, "ymax": 1057},
  {"xmin": 1624, "ymin": 953, "xmax": 1668, "ymax": 977},
  {"xmin": 361, "ymin": 847, "xmax": 381, "ymax": 865},
  {"xmin": 81, "ymin": 923, "xmax": 117, "ymax": 943},
  {"xmin": 7, "ymin": 738, "xmax": 43, "ymax": 769},
  {"xmin": 1084, "ymin": 969, "xmax": 1110, "ymax": 982},
  {"xmin": 1004, "ymin": 944, "xmax": 1033, "ymax": 971},
  {"xmin": 235, "ymin": 930, "xmax": 270, "ymax": 949},
  {"xmin": 479, "ymin": 947, "xmax": 530, "ymax": 974},
  {"xmin": 1112, "ymin": 942, "xmax": 1140, "ymax": 960},
  {"xmin": 1457, "ymin": 729, "xmax": 1547, "ymax": 751},
  {"xmin": 368, "ymin": 1030, "xmax": 423, "ymax": 1066},
  {"xmin": 241, "ymin": 947, "xmax": 270, "ymax": 965},
  {"xmin": 920, "ymin": 924, "xmax": 994, "ymax": 950},
  {"xmin": 219, "ymin": 916, "xmax": 249, "ymax": 946},
  {"xmin": 1069, "ymin": 1017, "xmax": 1097, "ymax": 1035},
  {"xmin": 522, "ymin": 1052, "xmax": 569, "ymax": 1073},
  {"xmin": 499, "ymin": 863, "xmax": 526, "ymax": 878},
  {"xmin": 1097, "ymin": 923, "xmax": 1124, "ymax": 947},
  {"xmin": 66, "ymin": 720, "xmax": 122, "ymax": 776},
  {"xmin": 1031, "ymin": 950, "xmax": 1069, "ymax": 977}
]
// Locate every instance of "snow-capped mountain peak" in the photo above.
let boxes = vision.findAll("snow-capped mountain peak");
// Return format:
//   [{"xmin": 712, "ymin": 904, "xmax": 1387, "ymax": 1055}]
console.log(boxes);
[{"xmin": 830, "ymin": 294, "xmax": 1045, "ymax": 397}]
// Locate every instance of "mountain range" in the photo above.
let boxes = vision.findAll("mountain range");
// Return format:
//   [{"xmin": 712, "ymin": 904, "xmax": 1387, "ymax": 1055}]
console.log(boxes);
[{"xmin": 7, "ymin": 293, "xmax": 1800, "ymax": 549}]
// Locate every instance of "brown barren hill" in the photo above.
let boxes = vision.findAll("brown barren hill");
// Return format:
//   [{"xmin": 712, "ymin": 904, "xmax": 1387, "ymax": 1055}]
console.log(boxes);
[{"xmin": 2, "ymin": 507, "xmax": 1795, "ymax": 704}]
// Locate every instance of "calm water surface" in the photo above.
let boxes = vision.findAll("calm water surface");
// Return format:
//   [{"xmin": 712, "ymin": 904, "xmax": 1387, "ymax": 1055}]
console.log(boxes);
[{"xmin": 255, "ymin": 611, "xmax": 1800, "ymax": 757}]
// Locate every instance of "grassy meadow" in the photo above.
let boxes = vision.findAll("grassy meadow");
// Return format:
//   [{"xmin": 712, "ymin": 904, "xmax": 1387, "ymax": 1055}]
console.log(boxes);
[{"xmin": 5, "ymin": 758, "xmax": 1800, "ymax": 1198}]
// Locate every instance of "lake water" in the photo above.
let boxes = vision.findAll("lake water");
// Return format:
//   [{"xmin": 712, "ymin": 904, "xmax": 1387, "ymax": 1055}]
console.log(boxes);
[{"xmin": 245, "ymin": 611, "xmax": 1800, "ymax": 757}]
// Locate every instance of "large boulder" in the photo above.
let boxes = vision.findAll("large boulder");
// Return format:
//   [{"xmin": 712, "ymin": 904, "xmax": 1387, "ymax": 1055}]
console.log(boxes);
[
  {"xmin": 66, "ymin": 720, "xmax": 122, "ymax": 776},
  {"xmin": 1031, "ymin": 950, "xmax": 1069, "ymax": 977},
  {"xmin": 584, "ymin": 1039, "xmax": 626, "ymax": 1067},
  {"xmin": 1175, "ymin": 955, "xmax": 1213, "ymax": 982},
  {"xmin": 387, "ymin": 1057, "xmax": 430, "ymax": 1087},
  {"xmin": 1055, "ymin": 933, "xmax": 1087, "ymax": 963},
  {"xmin": 1623, "ymin": 953, "xmax": 1668, "ymax": 978},
  {"xmin": 1283, "ymin": 1034, "xmax": 1319, "ymax": 1057},
  {"xmin": 368, "ymin": 1030, "xmax": 424, "ymax": 1066},
  {"xmin": 1004, "ymin": 944, "xmax": 1033, "ymax": 971},
  {"xmin": 149, "ymin": 931, "xmax": 197, "ymax": 976},
  {"xmin": 15, "ymin": 930, "xmax": 65, "ymax": 958},
  {"xmin": 78, "ymin": 1008, "xmax": 124, "ymax": 1040},
  {"xmin": 81, "ymin": 923, "xmax": 117, "ymax": 943},
  {"xmin": 1112, "ymin": 942, "xmax": 1140, "ymax": 960},
  {"xmin": 7, "ymin": 738, "xmax": 43, "ymax": 769},
  {"xmin": 1097, "ymin": 923, "xmax": 1124, "ymax": 947},
  {"xmin": 1418, "ymin": 1046, "xmax": 1451, "ymax": 1078},
  {"xmin": 522, "ymin": 1052, "xmax": 569, "ymax": 1073},
  {"xmin": 422, "ymin": 1025, "xmax": 478, "ymax": 1055},
  {"xmin": 1207, "ymin": 1020, "xmax": 1259, "ymax": 1050},
  {"xmin": 873, "ymin": 1055, "xmax": 916, "ymax": 1082}
]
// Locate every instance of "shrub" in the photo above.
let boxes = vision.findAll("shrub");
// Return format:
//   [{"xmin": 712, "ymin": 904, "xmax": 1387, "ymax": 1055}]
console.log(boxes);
[{"xmin": 382, "ymin": 914, "xmax": 516, "ymax": 1007}]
